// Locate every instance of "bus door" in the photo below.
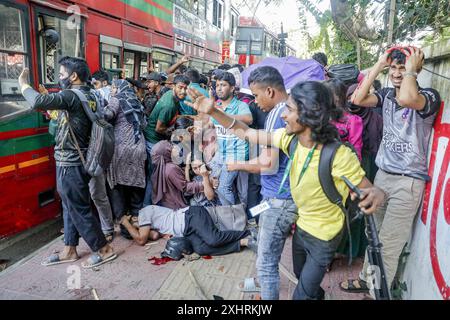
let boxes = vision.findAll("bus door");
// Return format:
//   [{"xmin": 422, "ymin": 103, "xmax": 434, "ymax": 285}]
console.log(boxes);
[{"xmin": 123, "ymin": 43, "xmax": 151, "ymax": 79}]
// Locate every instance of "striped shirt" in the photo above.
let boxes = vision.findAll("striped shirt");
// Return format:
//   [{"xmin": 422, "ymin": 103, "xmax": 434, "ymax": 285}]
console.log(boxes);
[{"xmin": 261, "ymin": 102, "xmax": 292, "ymax": 199}]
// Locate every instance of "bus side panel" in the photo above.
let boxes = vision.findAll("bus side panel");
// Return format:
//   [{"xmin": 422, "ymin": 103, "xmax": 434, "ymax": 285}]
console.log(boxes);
[
  {"xmin": 86, "ymin": 33, "xmax": 100, "ymax": 73},
  {"xmin": 0, "ymin": 113, "xmax": 60, "ymax": 238}
]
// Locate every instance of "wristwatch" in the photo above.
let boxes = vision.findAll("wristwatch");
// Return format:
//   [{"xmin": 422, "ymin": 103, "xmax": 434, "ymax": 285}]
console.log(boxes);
[{"xmin": 403, "ymin": 71, "xmax": 418, "ymax": 78}]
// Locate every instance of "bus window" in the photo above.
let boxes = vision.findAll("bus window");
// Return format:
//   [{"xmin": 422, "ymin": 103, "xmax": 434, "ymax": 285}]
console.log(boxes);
[
  {"xmin": 139, "ymin": 52, "xmax": 148, "ymax": 77},
  {"xmin": 123, "ymin": 51, "xmax": 135, "ymax": 79},
  {"xmin": 101, "ymin": 44, "xmax": 121, "ymax": 73},
  {"xmin": 37, "ymin": 13, "xmax": 82, "ymax": 85},
  {"xmin": 0, "ymin": 4, "xmax": 29, "ymax": 100}
]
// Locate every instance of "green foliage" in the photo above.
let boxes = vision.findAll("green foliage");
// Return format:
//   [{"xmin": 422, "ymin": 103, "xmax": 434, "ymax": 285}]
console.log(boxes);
[{"xmin": 394, "ymin": 0, "xmax": 450, "ymax": 41}]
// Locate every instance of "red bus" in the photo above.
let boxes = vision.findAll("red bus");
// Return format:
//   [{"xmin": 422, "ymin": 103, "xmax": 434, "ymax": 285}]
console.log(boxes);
[{"xmin": 0, "ymin": 0, "xmax": 219, "ymax": 238}]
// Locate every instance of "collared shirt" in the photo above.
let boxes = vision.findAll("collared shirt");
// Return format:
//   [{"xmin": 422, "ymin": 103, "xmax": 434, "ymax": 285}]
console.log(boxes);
[
  {"xmin": 374, "ymin": 87, "xmax": 441, "ymax": 180},
  {"xmin": 260, "ymin": 102, "xmax": 291, "ymax": 199},
  {"xmin": 179, "ymin": 83, "xmax": 209, "ymax": 115}
]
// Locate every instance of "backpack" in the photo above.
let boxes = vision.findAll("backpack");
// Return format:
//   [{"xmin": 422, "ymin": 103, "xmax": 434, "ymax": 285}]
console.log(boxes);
[
  {"xmin": 67, "ymin": 89, "xmax": 115, "ymax": 177},
  {"xmin": 327, "ymin": 64, "xmax": 359, "ymax": 85},
  {"xmin": 287, "ymin": 137, "xmax": 360, "ymax": 264}
]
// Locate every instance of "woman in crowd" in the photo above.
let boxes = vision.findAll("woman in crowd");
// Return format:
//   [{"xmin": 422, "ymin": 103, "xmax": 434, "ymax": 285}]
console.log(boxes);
[
  {"xmin": 185, "ymin": 153, "xmax": 220, "ymax": 207},
  {"xmin": 324, "ymin": 79, "xmax": 363, "ymax": 160},
  {"xmin": 105, "ymin": 79, "xmax": 147, "ymax": 229},
  {"xmin": 150, "ymin": 140, "xmax": 205, "ymax": 210}
]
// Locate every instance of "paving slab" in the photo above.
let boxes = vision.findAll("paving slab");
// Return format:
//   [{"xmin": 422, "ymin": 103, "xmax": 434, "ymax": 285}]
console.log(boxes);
[{"xmin": 0, "ymin": 230, "xmax": 367, "ymax": 300}]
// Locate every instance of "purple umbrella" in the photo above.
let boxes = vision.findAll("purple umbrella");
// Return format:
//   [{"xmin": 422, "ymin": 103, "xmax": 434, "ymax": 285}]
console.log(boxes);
[{"xmin": 239, "ymin": 56, "xmax": 326, "ymax": 94}]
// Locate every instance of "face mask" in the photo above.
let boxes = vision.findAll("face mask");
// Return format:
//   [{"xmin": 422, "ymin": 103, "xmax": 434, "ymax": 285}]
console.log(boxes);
[{"xmin": 59, "ymin": 77, "xmax": 72, "ymax": 90}]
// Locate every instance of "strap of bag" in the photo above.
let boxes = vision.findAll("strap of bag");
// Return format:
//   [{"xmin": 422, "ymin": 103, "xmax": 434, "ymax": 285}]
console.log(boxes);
[
  {"xmin": 69, "ymin": 88, "xmax": 99, "ymax": 122},
  {"xmin": 64, "ymin": 89, "xmax": 99, "ymax": 169},
  {"xmin": 318, "ymin": 141, "xmax": 354, "ymax": 265},
  {"xmin": 65, "ymin": 111, "xmax": 87, "ymax": 167}
]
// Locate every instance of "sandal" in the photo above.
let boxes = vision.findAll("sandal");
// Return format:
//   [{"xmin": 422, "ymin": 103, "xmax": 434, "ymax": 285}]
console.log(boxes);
[
  {"xmin": 41, "ymin": 253, "xmax": 79, "ymax": 266},
  {"xmin": 81, "ymin": 252, "xmax": 117, "ymax": 269},
  {"xmin": 238, "ymin": 277, "xmax": 261, "ymax": 292},
  {"xmin": 340, "ymin": 279, "xmax": 369, "ymax": 293},
  {"xmin": 104, "ymin": 233, "xmax": 114, "ymax": 243}
]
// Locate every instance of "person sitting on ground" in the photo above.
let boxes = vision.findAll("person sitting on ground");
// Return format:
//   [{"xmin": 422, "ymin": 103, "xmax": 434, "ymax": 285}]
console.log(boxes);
[
  {"xmin": 186, "ymin": 154, "xmax": 220, "ymax": 207},
  {"xmin": 120, "ymin": 205, "xmax": 254, "ymax": 256},
  {"xmin": 324, "ymin": 78, "xmax": 363, "ymax": 160},
  {"xmin": 151, "ymin": 140, "xmax": 205, "ymax": 210},
  {"xmin": 142, "ymin": 75, "xmax": 190, "ymax": 207}
]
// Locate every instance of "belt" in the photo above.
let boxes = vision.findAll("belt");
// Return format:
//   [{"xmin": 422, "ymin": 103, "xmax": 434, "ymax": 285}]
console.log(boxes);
[{"xmin": 381, "ymin": 169, "xmax": 416, "ymax": 179}]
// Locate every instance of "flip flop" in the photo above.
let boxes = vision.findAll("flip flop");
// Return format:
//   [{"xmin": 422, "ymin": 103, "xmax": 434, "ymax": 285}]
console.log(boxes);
[
  {"xmin": 238, "ymin": 277, "xmax": 261, "ymax": 292},
  {"xmin": 81, "ymin": 252, "xmax": 117, "ymax": 269},
  {"xmin": 41, "ymin": 253, "xmax": 79, "ymax": 266},
  {"xmin": 339, "ymin": 279, "xmax": 369, "ymax": 293}
]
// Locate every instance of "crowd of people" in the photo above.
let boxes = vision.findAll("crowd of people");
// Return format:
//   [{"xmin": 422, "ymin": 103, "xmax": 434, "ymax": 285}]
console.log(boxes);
[{"xmin": 16, "ymin": 46, "xmax": 440, "ymax": 300}]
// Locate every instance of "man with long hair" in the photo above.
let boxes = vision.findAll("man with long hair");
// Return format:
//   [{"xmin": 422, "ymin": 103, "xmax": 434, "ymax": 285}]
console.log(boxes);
[{"xmin": 186, "ymin": 80, "xmax": 385, "ymax": 300}]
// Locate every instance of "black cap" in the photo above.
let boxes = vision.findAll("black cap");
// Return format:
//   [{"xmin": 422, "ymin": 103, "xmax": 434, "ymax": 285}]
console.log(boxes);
[
  {"xmin": 126, "ymin": 77, "xmax": 147, "ymax": 89},
  {"xmin": 141, "ymin": 72, "xmax": 161, "ymax": 82}
]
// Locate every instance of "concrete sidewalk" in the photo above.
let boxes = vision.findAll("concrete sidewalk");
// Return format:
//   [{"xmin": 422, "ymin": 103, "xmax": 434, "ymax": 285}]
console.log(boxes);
[{"xmin": 0, "ymin": 231, "xmax": 367, "ymax": 300}]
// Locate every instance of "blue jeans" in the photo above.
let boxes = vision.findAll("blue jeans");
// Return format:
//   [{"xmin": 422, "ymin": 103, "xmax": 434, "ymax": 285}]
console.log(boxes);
[
  {"xmin": 217, "ymin": 164, "xmax": 248, "ymax": 206},
  {"xmin": 256, "ymin": 198, "xmax": 297, "ymax": 300},
  {"xmin": 292, "ymin": 226, "xmax": 343, "ymax": 300},
  {"xmin": 57, "ymin": 166, "xmax": 107, "ymax": 252},
  {"xmin": 143, "ymin": 141, "xmax": 155, "ymax": 206}
]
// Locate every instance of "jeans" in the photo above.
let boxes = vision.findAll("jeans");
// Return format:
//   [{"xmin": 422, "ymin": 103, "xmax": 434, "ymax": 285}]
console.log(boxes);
[
  {"xmin": 89, "ymin": 172, "xmax": 114, "ymax": 234},
  {"xmin": 143, "ymin": 141, "xmax": 155, "ymax": 206},
  {"xmin": 256, "ymin": 198, "xmax": 297, "ymax": 300},
  {"xmin": 292, "ymin": 226, "xmax": 343, "ymax": 300},
  {"xmin": 184, "ymin": 206, "xmax": 250, "ymax": 256},
  {"xmin": 57, "ymin": 165, "xmax": 107, "ymax": 252},
  {"xmin": 217, "ymin": 164, "xmax": 248, "ymax": 206}
]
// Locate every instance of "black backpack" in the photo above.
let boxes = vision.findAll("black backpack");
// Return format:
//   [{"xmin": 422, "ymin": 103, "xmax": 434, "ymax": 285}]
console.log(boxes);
[
  {"xmin": 287, "ymin": 137, "xmax": 360, "ymax": 264},
  {"xmin": 67, "ymin": 89, "xmax": 115, "ymax": 177},
  {"xmin": 327, "ymin": 64, "xmax": 359, "ymax": 85}
]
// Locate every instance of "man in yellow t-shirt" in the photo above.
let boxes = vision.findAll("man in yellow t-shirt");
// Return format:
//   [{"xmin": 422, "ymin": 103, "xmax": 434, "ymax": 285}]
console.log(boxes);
[
  {"xmin": 273, "ymin": 128, "xmax": 365, "ymax": 242},
  {"xmin": 186, "ymin": 80, "xmax": 385, "ymax": 300}
]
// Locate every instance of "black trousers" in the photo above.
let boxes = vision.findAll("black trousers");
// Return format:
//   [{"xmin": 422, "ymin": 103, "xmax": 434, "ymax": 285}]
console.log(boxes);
[
  {"xmin": 292, "ymin": 226, "xmax": 343, "ymax": 300},
  {"xmin": 246, "ymin": 173, "xmax": 262, "ymax": 221},
  {"xmin": 108, "ymin": 184, "xmax": 145, "ymax": 219},
  {"xmin": 184, "ymin": 206, "xmax": 250, "ymax": 256},
  {"xmin": 57, "ymin": 166, "xmax": 107, "ymax": 252}
]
